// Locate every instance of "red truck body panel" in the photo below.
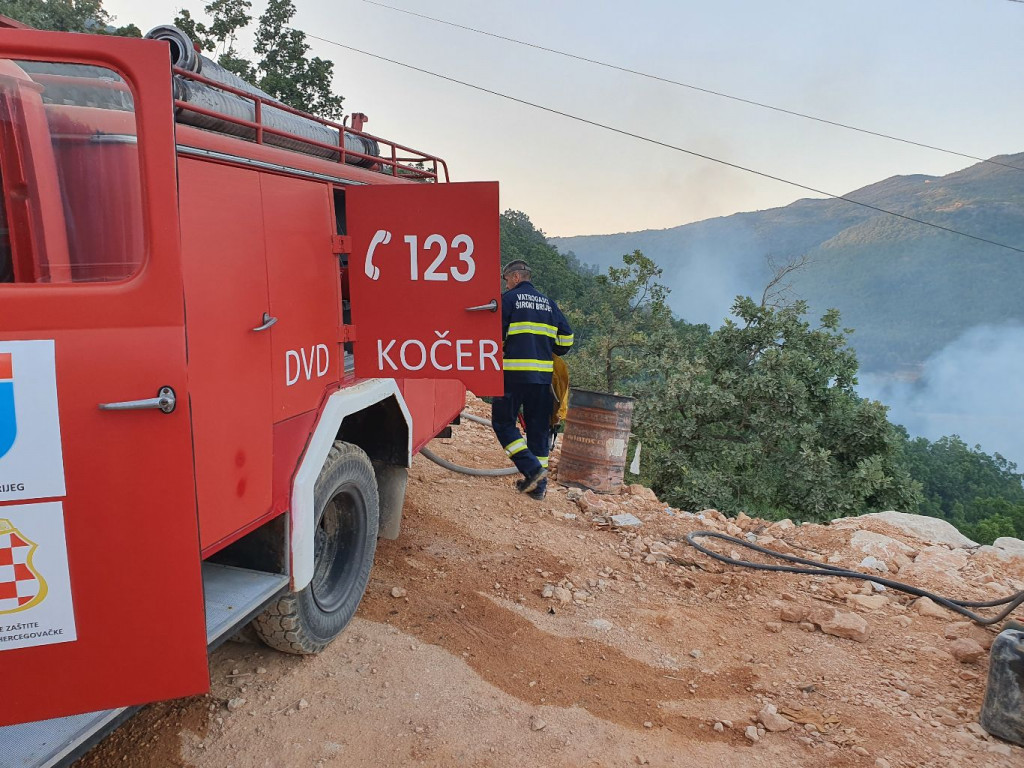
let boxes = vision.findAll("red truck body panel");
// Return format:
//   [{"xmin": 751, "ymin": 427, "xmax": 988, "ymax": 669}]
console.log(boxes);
[
  {"xmin": 0, "ymin": 28, "xmax": 503, "ymax": 728},
  {"xmin": 178, "ymin": 158, "xmax": 276, "ymax": 550},
  {"xmin": 0, "ymin": 31, "xmax": 210, "ymax": 726}
]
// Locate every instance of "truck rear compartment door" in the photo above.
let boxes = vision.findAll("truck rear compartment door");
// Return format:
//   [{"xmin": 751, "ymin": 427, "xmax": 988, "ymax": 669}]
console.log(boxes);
[
  {"xmin": 346, "ymin": 182, "xmax": 504, "ymax": 396},
  {"xmin": 0, "ymin": 31, "xmax": 208, "ymax": 725}
]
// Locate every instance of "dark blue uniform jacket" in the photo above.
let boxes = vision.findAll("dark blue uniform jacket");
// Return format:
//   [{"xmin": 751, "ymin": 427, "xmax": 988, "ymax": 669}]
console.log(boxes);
[{"xmin": 501, "ymin": 281, "xmax": 573, "ymax": 385}]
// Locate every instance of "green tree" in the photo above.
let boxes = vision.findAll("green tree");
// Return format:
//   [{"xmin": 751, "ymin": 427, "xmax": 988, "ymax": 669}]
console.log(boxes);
[
  {"xmin": 253, "ymin": 0, "xmax": 342, "ymax": 118},
  {"xmin": 640, "ymin": 298, "xmax": 922, "ymax": 520},
  {"xmin": 499, "ymin": 210, "xmax": 600, "ymax": 308},
  {"xmin": 174, "ymin": 0, "xmax": 254, "ymax": 79},
  {"xmin": 569, "ymin": 249, "xmax": 679, "ymax": 393},
  {"xmin": 174, "ymin": 0, "xmax": 343, "ymax": 118},
  {"xmin": 903, "ymin": 435, "xmax": 1024, "ymax": 543},
  {"xmin": 0, "ymin": 0, "xmax": 139, "ymax": 36},
  {"xmin": 970, "ymin": 514, "xmax": 1018, "ymax": 545}
]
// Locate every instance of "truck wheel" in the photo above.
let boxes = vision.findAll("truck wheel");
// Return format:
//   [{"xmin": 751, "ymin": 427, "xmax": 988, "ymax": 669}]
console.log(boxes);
[{"xmin": 255, "ymin": 441, "xmax": 379, "ymax": 655}]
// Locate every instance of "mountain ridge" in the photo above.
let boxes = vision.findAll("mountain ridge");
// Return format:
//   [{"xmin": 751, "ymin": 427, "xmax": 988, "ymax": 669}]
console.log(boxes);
[{"xmin": 550, "ymin": 152, "xmax": 1024, "ymax": 372}]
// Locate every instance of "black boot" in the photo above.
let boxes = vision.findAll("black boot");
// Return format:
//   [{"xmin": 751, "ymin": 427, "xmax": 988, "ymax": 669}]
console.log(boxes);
[
  {"xmin": 515, "ymin": 468, "xmax": 548, "ymax": 494},
  {"xmin": 527, "ymin": 484, "xmax": 547, "ymax": 501}
]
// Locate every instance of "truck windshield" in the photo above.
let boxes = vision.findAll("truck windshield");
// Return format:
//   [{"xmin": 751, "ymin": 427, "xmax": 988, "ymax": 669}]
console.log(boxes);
[{"xmin": 0, "ymin": 59, "xmax": 143, "ymax": 284}]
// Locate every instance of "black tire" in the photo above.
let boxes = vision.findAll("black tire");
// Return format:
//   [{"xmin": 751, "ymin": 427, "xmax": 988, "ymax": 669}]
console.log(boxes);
[{"xmin": 254, "ymin": 441, "xmax": 379, "ymax": 654}]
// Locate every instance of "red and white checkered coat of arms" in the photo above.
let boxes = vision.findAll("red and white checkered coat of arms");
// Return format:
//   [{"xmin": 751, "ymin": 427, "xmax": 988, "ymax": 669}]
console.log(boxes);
[{"xmin": 0, "ymin": 519, "xmax": 47, "ymax": 614}]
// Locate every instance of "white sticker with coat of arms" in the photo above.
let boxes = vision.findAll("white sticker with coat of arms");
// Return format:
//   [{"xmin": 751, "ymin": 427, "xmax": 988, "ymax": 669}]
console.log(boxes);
[
  {"xmin": 0, "ymin": 339, "xmax": 66, "ymax": 503},
  {"xmin": 0, "ymin": 502, "xmax": 76, "ymax": 650}
]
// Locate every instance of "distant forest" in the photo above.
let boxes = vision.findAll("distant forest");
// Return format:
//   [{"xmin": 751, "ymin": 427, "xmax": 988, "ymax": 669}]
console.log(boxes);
[{"xmin": 502, "ymin": 211, "xmax": 1024, "ymax": 545}]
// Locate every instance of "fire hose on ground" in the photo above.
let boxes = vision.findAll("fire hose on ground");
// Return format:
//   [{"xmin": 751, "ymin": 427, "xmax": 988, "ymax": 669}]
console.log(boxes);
[
  {"xmin": 419, "ymin": 411, "xmax": 520, "ymax": 477},
  {"xmin": 460, "ymin": 412, "xmax": 494, "ymax": 428},
  {"xmin": 419, "ymin": 448, "xmax": 519, "ymax": 477},
  {"xmin": 686, "ymin": 530, "xmax": 1024, "ymax": 626}
]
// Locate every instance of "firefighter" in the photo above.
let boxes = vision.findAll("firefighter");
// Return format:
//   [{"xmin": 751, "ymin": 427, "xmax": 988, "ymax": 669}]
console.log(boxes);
[{"xmin": 492, "ymin": 259, "xmax": 573, "ymax": 500}]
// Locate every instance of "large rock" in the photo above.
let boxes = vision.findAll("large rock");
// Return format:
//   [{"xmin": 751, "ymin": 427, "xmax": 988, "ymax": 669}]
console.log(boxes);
[
  {"xmin": 846, "ymin": 593, "xmax": 889, "ymax": 612},
  {"xmin": 993, "ymin": 537, "xmax": 1024, "ymax": 557},
  {"xmin": 848, "ymin": 530, "xmax": 916, "ymax": 571},
  {"xmin": 913, "ymin": 596, "xmax": 950, "ymax": 619},
  {"xmin": 832, "ymin": 511, "xmax": 978, "ymax": 549},
  {"xmin": 578, "ymin": 490, "xmax": 616, "ymax": 515},
  {"xmin": 779, "ymin": 603, "xmax": 808, "ymax": 623},
  {"xmin": 943, "ymin": 621, "xmax": 994, "ymax": 650},
  {"xmin": 627, "ymin": 484, "xmax": 659, "ymax": 503},
  {"xmin": 766, "ymin": 519, "xmax": 795, "ymax": 536},
  {"xmin": 971, "ymin": 544, "xmax": 1024, "ymax": 586},
  {"xmin": 815, "ymin": 609, "xmax": 870, "ymax": 642},
  {"xmin": 899, "ymin": 546, "xmax": 970, "ymax": 590},
  {"xmin": 758, "ymin": 703, "xmax": 794, "ymax": 732},
  {"xmin": 948, "ymin": 638, "xmax": 985, "ymax": 664}
]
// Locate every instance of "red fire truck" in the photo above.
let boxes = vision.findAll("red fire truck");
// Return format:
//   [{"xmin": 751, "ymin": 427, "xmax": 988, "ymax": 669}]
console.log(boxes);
[{"xmin": 0, "ymin": 21, "xmax": 503, "ymax": 766}]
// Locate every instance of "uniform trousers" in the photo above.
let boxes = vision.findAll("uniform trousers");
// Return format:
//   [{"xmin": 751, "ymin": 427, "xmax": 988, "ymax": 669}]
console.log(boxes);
[{"xmin": 491, "ymin": 382, "xmax": 552, "ymax": 488}]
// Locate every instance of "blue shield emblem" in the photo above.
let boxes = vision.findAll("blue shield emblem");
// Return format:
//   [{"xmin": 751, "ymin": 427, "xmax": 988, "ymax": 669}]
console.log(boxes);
[{"xmin": 0, "ymin": 353, "xmax": 16, "ymax": 459}]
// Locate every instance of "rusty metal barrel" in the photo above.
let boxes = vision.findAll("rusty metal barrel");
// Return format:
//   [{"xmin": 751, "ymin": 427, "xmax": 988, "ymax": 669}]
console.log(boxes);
[{"xmin": 557, "ymin": 388, "xmax": 634, "ymax": 493}]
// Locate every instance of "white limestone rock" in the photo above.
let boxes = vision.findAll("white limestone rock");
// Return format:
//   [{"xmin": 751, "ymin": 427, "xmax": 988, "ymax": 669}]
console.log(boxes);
[
  {"xmin": 848, "ymin": 530, "xmax": 917, "ymax": 571},
  {"xmin": 832, "ymin": 511, "xmax": 978, "ymax": 549}
]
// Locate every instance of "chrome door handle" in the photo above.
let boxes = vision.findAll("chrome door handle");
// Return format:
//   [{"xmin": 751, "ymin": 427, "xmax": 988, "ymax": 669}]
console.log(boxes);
[
  {"xmin": 253, "ymin": 312, "xmax": 278, "ymax": 332},
  {"xmin": 99, "ymin": 387, "xmax": 176, "ymax": 414},
  {"xmin": 465, "ymin": 299, "xmax": 498, "ymax": 312}
]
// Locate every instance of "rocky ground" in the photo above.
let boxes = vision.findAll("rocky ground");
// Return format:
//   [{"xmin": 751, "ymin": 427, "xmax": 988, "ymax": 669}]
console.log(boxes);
[{"xmin": 77, "ymin": 397, "xmax": 1024, "ymax": 768}]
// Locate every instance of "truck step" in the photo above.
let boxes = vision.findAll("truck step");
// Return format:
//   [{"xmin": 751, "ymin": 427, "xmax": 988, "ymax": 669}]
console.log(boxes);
[
  {"xmin": 0, "ymin": 708, "xmax": 136, "ymax": 768},
  {"xmin": 0, "ymin": 563, "xmax": 288, "ymax": 768},
  {"xmin": 203, "ymin": 562, "xmax": 289, "ymax": 649}
]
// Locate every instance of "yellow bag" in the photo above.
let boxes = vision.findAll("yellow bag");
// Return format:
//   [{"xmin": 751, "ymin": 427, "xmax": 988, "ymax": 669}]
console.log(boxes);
[{"xmin": 551, "ymin": 356, "xmax": 570, "ymax": 427}]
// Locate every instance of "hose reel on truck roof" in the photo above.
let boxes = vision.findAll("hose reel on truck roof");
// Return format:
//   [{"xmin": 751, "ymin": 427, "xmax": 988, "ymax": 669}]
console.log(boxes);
[{"xmin": 146, "ymin": 25, "xmax": 381, "ymax": 167}]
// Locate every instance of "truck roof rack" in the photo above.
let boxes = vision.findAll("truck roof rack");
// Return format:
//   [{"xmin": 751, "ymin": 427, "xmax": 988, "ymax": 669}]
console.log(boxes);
[{"xmin": 171, "ymin": 65, "xmax": 449, "ymax": 183}]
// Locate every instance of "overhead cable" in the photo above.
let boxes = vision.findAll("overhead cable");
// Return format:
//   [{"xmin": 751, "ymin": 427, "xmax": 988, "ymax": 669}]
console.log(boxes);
[
  {"xmin": 359, "ymin": 0, "xmax": 1024, "ymax": 174},
  {"xmin": 303, "ymin": 32, "xmax": 1024, "ymax": 256}
]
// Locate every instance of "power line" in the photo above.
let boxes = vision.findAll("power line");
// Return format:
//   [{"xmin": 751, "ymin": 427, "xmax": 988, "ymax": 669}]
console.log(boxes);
[
  {"xmin": 359, "ymin": 0, "xmax": 1024, "ymax": 174},
  {"xmin": 304, "ymin": 32, "xmax": 1024, "ymax": 255}
]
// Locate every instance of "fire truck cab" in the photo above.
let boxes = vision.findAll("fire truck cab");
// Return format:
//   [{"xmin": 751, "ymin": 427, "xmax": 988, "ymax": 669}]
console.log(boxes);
[{"xmin": 0, "ymin": 26, "xmax": 503, "ymax": 766}]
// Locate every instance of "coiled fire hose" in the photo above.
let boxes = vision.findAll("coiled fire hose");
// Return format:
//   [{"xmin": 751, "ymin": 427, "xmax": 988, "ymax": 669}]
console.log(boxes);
[
  {"xmin": 686, "ymin": 530, "xmax": 1024, "ymax": 626},
  {"xmin": 419, "ymin": 411, "xmax": 520, "ymax": 477}
]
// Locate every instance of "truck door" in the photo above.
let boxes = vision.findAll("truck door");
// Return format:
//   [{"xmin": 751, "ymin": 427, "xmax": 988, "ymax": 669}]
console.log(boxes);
[
  {"xmin": 0, "ymin": 32, "xmax": 208, "ymax": 725},
  {"xmin": 346, "ymin": 182, "xmax": 504, "ymax": 396}
]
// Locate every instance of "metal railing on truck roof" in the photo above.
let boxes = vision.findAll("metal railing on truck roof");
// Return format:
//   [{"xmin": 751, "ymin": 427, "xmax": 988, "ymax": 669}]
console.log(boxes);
[{"xmin": 171, "ymin": 64, "xmax": 449, "ymax": 183}]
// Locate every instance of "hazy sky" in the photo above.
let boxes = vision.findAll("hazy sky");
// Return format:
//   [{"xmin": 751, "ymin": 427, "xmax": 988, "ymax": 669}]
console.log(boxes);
[{"xmin": 103, "ymin": 0, "xmax": 1024, "ymax": 236}]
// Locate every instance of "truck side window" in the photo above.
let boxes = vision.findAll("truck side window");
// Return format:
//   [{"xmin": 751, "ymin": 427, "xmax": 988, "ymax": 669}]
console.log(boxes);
[{"xmin": 0, "ymin": 60, "xmax": 144, "ymax": 284}]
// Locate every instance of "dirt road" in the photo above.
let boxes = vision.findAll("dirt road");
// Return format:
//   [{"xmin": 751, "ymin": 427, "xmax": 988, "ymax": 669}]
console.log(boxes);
[{"xmin": 77, "ymin": 399, "xmax": 1022, "ymax": 768}]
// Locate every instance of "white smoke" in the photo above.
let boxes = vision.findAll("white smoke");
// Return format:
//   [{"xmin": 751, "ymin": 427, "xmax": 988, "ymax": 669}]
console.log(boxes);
[
  {"xmin": 858, "ymin": 324, "xmax": 1024, "ymax": 469},
  {"xmin": 674, "ymin": 255, "xmax": 760, "ymax": 328}
]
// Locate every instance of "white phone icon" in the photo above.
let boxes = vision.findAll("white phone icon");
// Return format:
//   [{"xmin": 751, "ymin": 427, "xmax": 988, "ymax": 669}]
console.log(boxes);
[{"xmin": 365, "ymin": 229, "xmax": 392, "ymax": 281}]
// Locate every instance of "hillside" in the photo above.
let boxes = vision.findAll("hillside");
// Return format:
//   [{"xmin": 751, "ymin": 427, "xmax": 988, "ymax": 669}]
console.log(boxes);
[
  {"xmin": 550, "ymin": 153, "xmax": 1024, "ymax": 373},
  {"xmin": 78, "ymin": 398, "xmax": 1024, "ymax": 767}
]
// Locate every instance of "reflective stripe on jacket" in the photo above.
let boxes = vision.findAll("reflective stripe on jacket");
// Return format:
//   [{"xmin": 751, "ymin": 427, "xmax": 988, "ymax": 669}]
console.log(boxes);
[{"xmin": 501, "ymin": 281, "xmax": 573, "ymax": 385}]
